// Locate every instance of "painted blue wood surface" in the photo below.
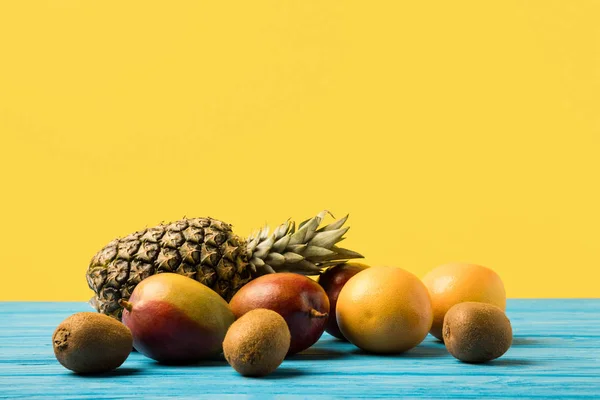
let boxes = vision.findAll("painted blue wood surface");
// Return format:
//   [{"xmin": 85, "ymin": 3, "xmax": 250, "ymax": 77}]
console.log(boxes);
[{"xmin": 1, "ymin": 300, "xmax": 599, "ymax": 399}]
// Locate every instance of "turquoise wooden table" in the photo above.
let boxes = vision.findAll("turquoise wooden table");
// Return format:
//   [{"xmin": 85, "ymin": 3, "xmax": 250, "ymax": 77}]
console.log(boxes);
[{"xmin": 1, "ymin": 300, "xmax": 599, "ymax": 399}]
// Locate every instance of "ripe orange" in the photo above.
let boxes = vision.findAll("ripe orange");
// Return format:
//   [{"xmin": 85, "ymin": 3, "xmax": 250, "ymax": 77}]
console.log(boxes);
[
  {"xmin": 336, "ymin": 266, "xmax": 433, "ymax": 354},
  {"xmin": 422, "ymin": 263, "xmax": 506, "ymax": 340}
]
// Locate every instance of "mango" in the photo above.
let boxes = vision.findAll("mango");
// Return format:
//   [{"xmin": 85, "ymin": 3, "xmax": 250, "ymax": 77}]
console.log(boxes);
[
  {"xmin": 119, "ymin": 273, "xmax": 234, "ymax": 364},
  {"xmin": 318, "ymin": 262, "xmax": 369, "ymax": 339},
  {"xmin": 229, "ymin": 273, "xmax": 329, "ymax": 355}
]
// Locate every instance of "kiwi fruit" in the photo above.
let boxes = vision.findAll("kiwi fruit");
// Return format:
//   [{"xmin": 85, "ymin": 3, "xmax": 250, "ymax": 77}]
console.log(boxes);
[
  {"xmin": 223, "ymin": 309, "xmax": 290, "ymax": 377},
  {"xmin": 443, "ymin": 302, "xmax": 512, "ymax": 363},
  {"xmin": 52, "ymin": 312, "xmax": 133, "ymax": 374}
]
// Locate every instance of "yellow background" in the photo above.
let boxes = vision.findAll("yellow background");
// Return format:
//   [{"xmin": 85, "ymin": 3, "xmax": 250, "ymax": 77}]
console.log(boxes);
[{"xmin": 1, "ymin": 1, "xmax": 598, "ymax": 300}]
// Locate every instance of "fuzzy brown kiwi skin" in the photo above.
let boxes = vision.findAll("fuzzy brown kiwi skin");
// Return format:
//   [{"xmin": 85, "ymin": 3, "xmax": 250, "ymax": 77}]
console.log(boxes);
[
  {"xmin": 52, "ymin": 312, "xmax": 133, "ymax": 374},
  {"xmin": 443, "ymin": 302, "xmax": 512, "ymax": 363},
  {"xmin": 223, "ymin": 309, "xmax": 291, "ymax": 377}
]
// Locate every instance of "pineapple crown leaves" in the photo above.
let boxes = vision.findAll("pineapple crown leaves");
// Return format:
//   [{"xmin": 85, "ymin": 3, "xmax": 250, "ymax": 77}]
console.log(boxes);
[{"xmin": 246, "ymin": 210, "xmax": 363, "ymax": 275}]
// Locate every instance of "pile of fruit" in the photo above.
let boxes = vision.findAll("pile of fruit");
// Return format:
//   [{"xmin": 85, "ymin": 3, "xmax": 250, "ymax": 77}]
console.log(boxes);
[{"xmin": 53, "ymin": 211, "xmax": 513, "ymax": 376}]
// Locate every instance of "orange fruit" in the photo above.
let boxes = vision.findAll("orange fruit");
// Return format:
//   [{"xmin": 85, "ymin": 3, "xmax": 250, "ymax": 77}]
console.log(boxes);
[
  {"xmin": 336, "ymin": 266, "xmax": 433, "ymax": 354},
  {"xmin": 422, "ymin": 263, "xmax": 506, "ymax": 340}
]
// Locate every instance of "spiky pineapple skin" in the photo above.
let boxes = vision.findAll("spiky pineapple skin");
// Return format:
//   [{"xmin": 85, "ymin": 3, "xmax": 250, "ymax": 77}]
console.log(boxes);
[{"xmin": 86, "ymin": 218, "xmax": 253, "ymax": 320}]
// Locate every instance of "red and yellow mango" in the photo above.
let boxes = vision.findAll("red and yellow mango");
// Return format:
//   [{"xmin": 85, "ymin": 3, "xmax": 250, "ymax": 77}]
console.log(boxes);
[{"xmin": 120, "ymin": 273, "xmax": 234, "ymax": 364}]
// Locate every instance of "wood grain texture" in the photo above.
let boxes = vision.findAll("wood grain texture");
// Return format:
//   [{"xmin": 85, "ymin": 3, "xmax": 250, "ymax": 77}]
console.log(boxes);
[{"xmin": 1, "ymin": 300, "xmax": 599, "ymax": 399}]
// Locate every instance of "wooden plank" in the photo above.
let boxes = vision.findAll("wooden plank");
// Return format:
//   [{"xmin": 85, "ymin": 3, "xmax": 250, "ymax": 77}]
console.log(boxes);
[{"xmin": 0, "ymin": 300, "xmax": 599, "ymax": 399}]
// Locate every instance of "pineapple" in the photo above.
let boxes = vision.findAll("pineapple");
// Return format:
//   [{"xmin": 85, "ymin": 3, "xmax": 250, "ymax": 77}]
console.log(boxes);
[{"xmin": 86, "ymin": 211, "xmax": 363, "ymax": 319}]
